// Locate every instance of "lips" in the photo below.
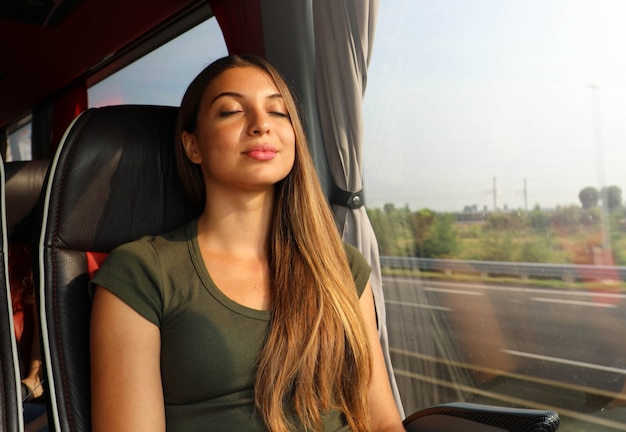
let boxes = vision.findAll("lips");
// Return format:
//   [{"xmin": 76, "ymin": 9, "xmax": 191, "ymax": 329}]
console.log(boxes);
[{"xmin": 244, "ymin": 145, "xmax": 277, "ymax": 161}]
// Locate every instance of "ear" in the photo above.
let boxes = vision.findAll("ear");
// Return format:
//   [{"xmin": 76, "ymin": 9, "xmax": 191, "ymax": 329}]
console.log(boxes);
[{"xmin": 181, "ymin": 131, "xmax": 202, "ymax": 164}]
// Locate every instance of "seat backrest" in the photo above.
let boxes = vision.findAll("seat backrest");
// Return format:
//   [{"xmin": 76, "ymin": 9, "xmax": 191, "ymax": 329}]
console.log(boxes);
[
  {"xmin": 5, "ymin": 159, "xmax": 49, "ymax": 370},
  {"xmin": 0, "ymin": 156, "xmax": 25, "ymax": 432},
  {"xmin": 6, "ymin": 160, "xmax": 49, "ymax": 245},
  {"xmin": 37, "ymin": 105, "xmax": 198, "ymax": 432}
]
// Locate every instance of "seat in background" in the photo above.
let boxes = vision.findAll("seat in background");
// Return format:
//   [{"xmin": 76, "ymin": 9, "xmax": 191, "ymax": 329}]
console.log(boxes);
[
  {"xmin": 0, "ymin": 156, "xmax": 25, "ymax": 432},
  {"xmin": 6, "ymin": 160, "xmax": 48, "ymax": 380},
  {"xmin": 6, "ymin": 159, "xmax": 50, "ymax": 432}
]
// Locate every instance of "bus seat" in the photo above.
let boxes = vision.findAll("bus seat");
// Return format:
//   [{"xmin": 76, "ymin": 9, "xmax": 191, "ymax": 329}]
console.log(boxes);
[
  {"xmin": 0, "ymin": 156, "xmax": 24, "ymax": 432},
  {"xmin": 37, "ymin": 105, "xmax": 197, "ymax": 432},
  {"xmin": 6, "ymin": 160, "xmax": 49, "ymax": 244},
  {"xmin": 36, "ymin": 105, "xmax": 560, "ymax": 432},
  {"xmin": 5, "ymin": 160, "xmax": 49, "ymax": 362},
  {"xmin": 5, "ymin": 159, "xmax": 50, "ymax": 431}
]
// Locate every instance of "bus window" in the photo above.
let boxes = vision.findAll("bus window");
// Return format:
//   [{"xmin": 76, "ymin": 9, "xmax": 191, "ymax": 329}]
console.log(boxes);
[
  {"xmin": 88, "ymin": 17, "xmax": 227, "ymax": 108},
  {"xmin": 364, "ymin": 1, "xmax": 626, "ymax": 431},
  {"xmin": 5, "ymin": 116, "xmax": 32, "ymax": 162}
]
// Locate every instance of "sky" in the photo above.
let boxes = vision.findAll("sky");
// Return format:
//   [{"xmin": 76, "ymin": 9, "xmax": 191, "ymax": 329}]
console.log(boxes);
[
  {"xmin": 363, "ymin": 0, "xmax": 626, "ymax": 211},
  {"xmin": 89, "ymin": 0, "xmax": 626, "ymax": 213}
]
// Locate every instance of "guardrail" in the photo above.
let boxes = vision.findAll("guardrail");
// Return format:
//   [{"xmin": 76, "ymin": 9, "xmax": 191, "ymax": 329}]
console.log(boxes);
[{"xmin": 379, "ymin": 256, "xmax": 626, "ymax": 281}]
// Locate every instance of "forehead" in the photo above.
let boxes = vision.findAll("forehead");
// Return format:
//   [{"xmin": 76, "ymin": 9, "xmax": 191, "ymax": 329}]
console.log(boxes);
[{"xmin": 203, "ymin": 66, "xmax": 282, "ymax": 101}]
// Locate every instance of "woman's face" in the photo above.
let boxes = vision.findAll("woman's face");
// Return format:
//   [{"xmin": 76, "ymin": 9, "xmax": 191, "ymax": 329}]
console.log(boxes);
[{"xmin": 182, "ymin": 66, "xmax": 296, "ymax": 196}]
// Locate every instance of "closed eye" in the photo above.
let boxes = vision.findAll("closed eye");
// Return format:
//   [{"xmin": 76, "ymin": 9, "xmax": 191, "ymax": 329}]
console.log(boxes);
[{"xmin": 219, "ymin": 110, "xmax": 242, "ymax": 117}]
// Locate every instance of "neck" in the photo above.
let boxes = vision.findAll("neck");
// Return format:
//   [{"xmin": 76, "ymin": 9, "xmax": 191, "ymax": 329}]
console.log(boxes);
[{"xmin": 197, "ymin": 188, "xmax": 274, "ymax": 258}]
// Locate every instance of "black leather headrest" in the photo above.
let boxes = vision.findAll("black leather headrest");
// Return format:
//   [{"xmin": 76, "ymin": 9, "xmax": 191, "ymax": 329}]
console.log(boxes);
[
  {"xmin": 5, "ymin": 159, "xmax": 49, "ymax": 243},
  {"xmin": 43, "ymin": 105, "xmax": 198, "ymax": 253}
]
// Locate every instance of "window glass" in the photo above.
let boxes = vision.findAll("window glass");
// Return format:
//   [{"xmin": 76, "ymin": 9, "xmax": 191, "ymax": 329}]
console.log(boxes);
[
  {"xmin": 5, "ymin": 119, "xmax": 32, "ymax": 161},
  {"xmin": 364, "ymin": 1, "xmax": 626, "ymax": 430},
  {"xmin": 88, "ymin": 17, "xmax": 227, "ymax": 108}
]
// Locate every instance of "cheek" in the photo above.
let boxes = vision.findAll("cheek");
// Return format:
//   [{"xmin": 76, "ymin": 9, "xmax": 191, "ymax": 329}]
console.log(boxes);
[
  {"xmin": 199, "ymin": 129, "xmax": 237, "ymax": 157},
  {"xmin": 285, "ymin": 139, "xmax": 296, "ymax": 168},
  {"xmin": 283, "ymin": 129, "xmax": 296, "ymax": 156}
]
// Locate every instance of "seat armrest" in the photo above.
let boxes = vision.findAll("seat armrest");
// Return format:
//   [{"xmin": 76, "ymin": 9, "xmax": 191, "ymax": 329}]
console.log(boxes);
[{"xmin": 403, "ymin": 402, "xmax": 560, "ymax": 432}]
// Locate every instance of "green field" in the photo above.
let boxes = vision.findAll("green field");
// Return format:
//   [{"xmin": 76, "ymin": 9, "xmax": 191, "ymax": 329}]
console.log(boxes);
[{"xmin": 368, "ymin": 204, "xmax": 626, "ymax": 267}]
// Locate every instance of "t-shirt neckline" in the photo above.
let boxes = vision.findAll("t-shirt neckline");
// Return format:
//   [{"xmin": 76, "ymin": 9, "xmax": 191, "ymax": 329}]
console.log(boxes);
[{"xmin": 186, "ymin": 218, "xmax": 271, "ymax": 321}]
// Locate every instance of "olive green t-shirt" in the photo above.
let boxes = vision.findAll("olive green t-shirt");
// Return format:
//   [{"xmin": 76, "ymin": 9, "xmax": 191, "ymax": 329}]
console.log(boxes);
[{"xmin": 91, "ymin": 219, "xmax": 371, "ymax": 431}]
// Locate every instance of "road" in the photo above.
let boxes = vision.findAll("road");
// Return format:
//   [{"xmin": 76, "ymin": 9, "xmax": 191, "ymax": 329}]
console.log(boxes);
[{"xmin": 382, "ymin": 275, "xmax": 626, "ymax": 431}]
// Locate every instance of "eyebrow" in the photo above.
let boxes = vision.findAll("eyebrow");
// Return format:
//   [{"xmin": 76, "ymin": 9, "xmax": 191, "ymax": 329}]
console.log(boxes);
[{"xmin": 210, "ymin": 91, "xmax": 284, "ymax": 105}]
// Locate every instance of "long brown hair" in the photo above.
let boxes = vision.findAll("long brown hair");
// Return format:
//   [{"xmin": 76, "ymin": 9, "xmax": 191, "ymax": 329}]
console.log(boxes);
[{"xmin": 176, "ymin": 55, "xmax": 372, "ymax": 432}]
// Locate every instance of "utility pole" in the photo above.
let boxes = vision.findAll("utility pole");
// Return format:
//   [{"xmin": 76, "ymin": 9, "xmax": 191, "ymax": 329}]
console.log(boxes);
[
  {"xmin": 524, "ymin": 178, "xmax": 528, "ymax": 214},
  {"xmin": 493, "ymin": 177, "xmax": 497, "ymax": 211}
]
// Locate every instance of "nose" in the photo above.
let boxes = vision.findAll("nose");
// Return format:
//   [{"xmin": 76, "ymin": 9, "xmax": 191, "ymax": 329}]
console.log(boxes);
[{"xmin": 248, "ymin": 109, "xmax": 270, "ymax": 136}]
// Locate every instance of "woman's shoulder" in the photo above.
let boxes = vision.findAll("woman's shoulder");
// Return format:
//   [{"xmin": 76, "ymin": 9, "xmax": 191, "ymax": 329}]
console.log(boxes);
[
  {"xmin": 90, "ymin": 220, "xmax": 197, "ymax": 321},
  {"xmin": 110, "ymin": 220, "xmax": 194, "ymax": 258},
  {"xmin": 342, "ymin": 242, "xmax": 370, "ymax": 270},
  {"xmin": 342, "ymin": 242, "xmax": 371, "ymax": 296}
]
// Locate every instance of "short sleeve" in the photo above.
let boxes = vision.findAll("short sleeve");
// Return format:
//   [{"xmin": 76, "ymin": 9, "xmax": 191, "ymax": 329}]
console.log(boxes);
[
  {"xmin": 343, "ymin": 243, "xmax": 371, "ymax": 297},
  {"xmin": 90, "ymin": 238, "xmax": 163, "ymax": 326}
]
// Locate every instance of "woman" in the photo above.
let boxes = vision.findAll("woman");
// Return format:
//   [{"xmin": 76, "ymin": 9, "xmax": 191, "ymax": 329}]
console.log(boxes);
[{"xmin": 90, "ymin": 55, "xmax": 404, "ymax": 432}]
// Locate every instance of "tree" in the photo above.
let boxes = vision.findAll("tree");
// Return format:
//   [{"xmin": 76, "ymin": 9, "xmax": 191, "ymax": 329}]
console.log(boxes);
[
  {"xmin": 579, "ymin": 186, "xmax": 599, "ymax": 209},
  {"xmin": 601, "ymin": 185, "xmax": 623, "ymax": 211},
  {"xmin": 368, "ymin": 204, "xmax": 415, "ymax": 256},
  {"xmin": 410, "ymin": 209, "xmax": 435, "ymax": 258},
  {"xmin": 528, "ymin": 204, "xmax": 549, "ymax": 233},
  {"xmin": 420, "ymin": 213, "xmax": 459, "ymax": 258},
  {"xmin": 383, "ymin": 203, "xmax": 396, "ymax": 214}
]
